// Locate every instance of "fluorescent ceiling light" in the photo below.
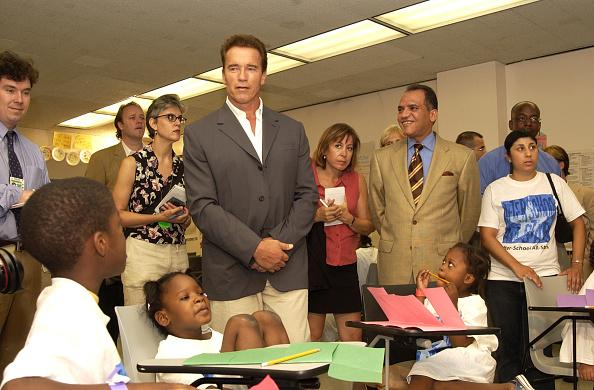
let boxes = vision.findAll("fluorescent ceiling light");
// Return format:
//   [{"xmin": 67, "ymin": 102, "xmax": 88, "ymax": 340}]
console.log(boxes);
[
  {"xmin": 376, "ymin": 0, "xmax": 538, "ymax": 34},
  {"xmin": 140, "ymin": 78, "xmax": 225, "ymax": 100},
  {"xmin": 95, "ymin": 97, "xmax": 153, "ymax": 115},
  {"xmin": 267, "ymin": 53, "xmax": 306, "ymax": 73},
  {"xmin": 197, "ymin": 53, "xmax": 305, "ymax": 83},
  {"xmin": 272, "ymin": 20, "xmax": 404, "ymax": 62},
  {"xmin": 59, "ymin": 112, "xmax": 115, "ymax": 129},
  {"xmin": 198, "ymin": 68, "xmax": 224, "ymax": 83}
]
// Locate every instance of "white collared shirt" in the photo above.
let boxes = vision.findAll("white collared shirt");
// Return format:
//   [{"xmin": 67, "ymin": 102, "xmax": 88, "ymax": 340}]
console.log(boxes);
[
  {"xmin": 226, "ymin": 97, "xmax": 263, "ymax": 162},
  {"xmin": 121, "ymin": 140, "xmax": 141, "ymax": 156}
]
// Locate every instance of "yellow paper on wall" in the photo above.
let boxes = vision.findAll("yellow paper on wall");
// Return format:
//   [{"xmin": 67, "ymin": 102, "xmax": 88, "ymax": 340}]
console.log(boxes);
[
  {"xmin": 73, "ymin": 134, "xmax": 94, "ymax": 150},
  {"xmin": 52, "ymin": 132, "xmax": 73, "ymax": 149}
]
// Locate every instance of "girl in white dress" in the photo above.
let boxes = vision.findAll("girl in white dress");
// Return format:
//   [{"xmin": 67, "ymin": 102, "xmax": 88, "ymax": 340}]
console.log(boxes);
[{"xmin": 394, "ymin": 243, "xmax": 535, "ymax": 390}]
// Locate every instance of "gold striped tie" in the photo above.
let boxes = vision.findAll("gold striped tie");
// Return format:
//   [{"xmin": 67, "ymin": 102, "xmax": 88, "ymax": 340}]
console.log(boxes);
[{"xmin": 408, "ymin": 144, "xmax": 424, "ymax": 206}]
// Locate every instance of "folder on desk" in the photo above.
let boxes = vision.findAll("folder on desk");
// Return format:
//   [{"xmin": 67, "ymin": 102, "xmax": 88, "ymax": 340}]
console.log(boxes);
[
  {"xmin": 556, "ymin": 289, "xmax": 594, "ymax": 307},
  {"xmin": 366, "ymin": 287, "xmax": 466, "ymax": 331}
]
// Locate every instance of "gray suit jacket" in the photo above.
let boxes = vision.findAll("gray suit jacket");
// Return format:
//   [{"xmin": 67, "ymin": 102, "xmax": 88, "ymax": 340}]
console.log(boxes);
[
  {"xmin": 369, "ymin": 134, "xmax": 481, "ymax": 284},
  {"xmin": 85, "ymin": 142, "xmax": 126, "ymax": 191},
  {"xmin": 184, "ymin": 104, "xmax": 318, "ymax": 300}
]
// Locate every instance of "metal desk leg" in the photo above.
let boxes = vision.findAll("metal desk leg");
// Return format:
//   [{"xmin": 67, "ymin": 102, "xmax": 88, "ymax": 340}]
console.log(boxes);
[
  {"xmin": 571, "ymin": 318, "xmax": 578, "ymax": 390},
  {"xmin": 369, "ymin": 334, "xmax": 394, "ymax": 390}
]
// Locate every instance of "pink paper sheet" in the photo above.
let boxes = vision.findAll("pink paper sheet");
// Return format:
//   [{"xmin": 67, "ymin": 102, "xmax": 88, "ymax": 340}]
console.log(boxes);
[
  {"xmin": 250, "ymin": 375, "xmax": 279, "ymax": 390},
  {"xmin": 366, "ymin": 287, "xmax": 466, "ymax": 331}
]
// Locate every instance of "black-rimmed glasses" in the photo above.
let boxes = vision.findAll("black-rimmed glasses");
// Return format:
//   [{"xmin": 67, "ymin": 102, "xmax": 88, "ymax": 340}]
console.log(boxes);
[{"xmin": 156, "ymin": 113, "xmax": 187, "ymax": 124}]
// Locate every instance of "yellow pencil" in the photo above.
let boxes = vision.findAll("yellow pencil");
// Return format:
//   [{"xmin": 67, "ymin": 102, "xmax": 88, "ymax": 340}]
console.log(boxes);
[
  {"xmin": 428, "ymin": 271, "xmax": 450, "ymax": 284},
  {"xmin": 261, "ymin": 348, "xmax": 321, "ymax": 367}
]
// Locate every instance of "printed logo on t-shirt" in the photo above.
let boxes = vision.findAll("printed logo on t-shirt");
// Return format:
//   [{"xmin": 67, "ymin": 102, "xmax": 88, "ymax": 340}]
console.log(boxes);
[{"xmin": 502, "ymin": 194, "xmax": 556, "ymax": 244}]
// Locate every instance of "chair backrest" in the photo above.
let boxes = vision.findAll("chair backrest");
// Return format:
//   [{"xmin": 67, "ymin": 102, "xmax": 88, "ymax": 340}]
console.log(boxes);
[
  {"xmin": 524, "ymin": 275, "xmax": 573, "ymax": 376},
  {"xmin": 361, "ymin": 283, "xmax": 426, "ymax": 364},
  {"xmin": 115, "ymin": 305, "xmax": 165, "ymax": 382}
]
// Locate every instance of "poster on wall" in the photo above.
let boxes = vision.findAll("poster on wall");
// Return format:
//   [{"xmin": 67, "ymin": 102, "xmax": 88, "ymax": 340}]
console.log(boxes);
[
  {"xmin": 568, "ymin": 149, "xmax": 594, "ymax": 188},
  {"xmin": 73, "ymin": 134, "xmax": 94, "ymax": 151},
  {"xmin": 52, "ymin": 132, "xmax": 73, "ymax": 149}
]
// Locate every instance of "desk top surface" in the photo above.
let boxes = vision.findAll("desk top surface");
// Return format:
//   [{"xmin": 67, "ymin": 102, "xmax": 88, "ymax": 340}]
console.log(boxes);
[
  {"xmin": 529, "ymin": 306, "xmax": 593, "ymax": 313},
  {"xmin": 137, "ymin": 358, "xmax": 329, "ymax": 379},
  {"xmin": 346, "ymin": 321, "xmax": 500, "ymax": 336}
]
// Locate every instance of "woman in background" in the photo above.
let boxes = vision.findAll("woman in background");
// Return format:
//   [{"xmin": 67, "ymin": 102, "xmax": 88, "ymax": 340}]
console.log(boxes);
[
  {"xmin": 308, "ymin": 123, "xmax": 374, "ymax": 342},
  {"xmin": 379, "ymin": 124, "xmax": 405, "ymax": 147},
  {"xmin": 113, "ymin": 94, "xmax": 191, "ymax": 305},
  {"xmin": 545, "ymin": 144, "xmax": 594, "ymax": 278}
]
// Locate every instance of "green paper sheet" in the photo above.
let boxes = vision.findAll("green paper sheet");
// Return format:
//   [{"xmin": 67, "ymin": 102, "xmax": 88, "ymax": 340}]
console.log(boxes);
[
  {"xmin": 328, "ymin": 344, "xmax": 385, "ymax": 384},
  {"xmin": 183, "ymin": 342, "xmax": 337, "ymax": 365}
]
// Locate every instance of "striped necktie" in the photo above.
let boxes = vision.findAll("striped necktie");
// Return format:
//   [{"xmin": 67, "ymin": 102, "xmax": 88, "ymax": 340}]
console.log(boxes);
[
  {"xmin": 408, "ymin": 143, "xmax": 424, "ymax": 206},
  {"xmin": 6, "ymin": 131, "xmax": 24, "ymax": 226}
]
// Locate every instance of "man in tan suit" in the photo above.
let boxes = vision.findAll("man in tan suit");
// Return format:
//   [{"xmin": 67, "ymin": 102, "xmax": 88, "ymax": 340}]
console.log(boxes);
[
  {"xmin": 85, "ymin": 101, "xmax": 145, "ymax": 190},
  {"xmin": 369, "ymin": 84, "xmax": 480, "ymax": 284},
  {"xmin": 84, "ymin": 101, "xmax": 145, "ymax": 342}
]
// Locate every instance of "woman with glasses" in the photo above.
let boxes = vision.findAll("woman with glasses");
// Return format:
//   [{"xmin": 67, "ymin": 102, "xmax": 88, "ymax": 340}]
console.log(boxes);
[{"xmin": 113, "ymin": 94, "xmax": 191, "ymax": 305}]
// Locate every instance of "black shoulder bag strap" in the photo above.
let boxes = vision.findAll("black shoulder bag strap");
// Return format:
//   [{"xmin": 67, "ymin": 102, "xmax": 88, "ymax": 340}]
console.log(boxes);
[{"xmin": 545, "ymin": 173, "xmax": 565, "ymax": 217}]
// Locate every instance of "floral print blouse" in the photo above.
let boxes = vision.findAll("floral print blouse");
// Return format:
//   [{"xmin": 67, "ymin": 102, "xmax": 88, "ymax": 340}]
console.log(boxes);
[{"xmin": 127, "ymin": 145, "xmax": 185, "ymax": 245}]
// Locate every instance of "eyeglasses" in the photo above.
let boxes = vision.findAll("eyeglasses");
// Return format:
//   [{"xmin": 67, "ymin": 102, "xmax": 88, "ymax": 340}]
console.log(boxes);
[
  {"xmin": 514, "ymin": 115, "xmax": 541, "ymax": 124},
  {"xmin": 155, "ymin": 114, "xmax": 187, "ymax": 124}
]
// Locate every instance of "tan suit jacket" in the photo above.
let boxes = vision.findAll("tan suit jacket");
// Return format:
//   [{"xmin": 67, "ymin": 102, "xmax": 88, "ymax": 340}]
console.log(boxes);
[
  {"xmin": 369, "ymin": 134, "xmax": 481, "ymax": 284},
  {"xmin": 84, "ymin": 142, "xmax": 126, "ymax": 191}
]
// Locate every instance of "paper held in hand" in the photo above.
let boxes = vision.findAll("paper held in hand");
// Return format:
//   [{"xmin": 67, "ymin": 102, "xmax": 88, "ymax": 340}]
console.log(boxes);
[
  {"xmin": 324, "ymin": 186, "xmax": 345, "ymax": 227},
  {"xmin": 154, "ymin": 184, "xmax": 187, "ymax": 213}
]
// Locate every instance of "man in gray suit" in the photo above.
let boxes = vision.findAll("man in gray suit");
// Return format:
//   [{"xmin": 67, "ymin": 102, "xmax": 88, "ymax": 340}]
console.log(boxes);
[{"xmin": 184, "ymin": 35, "xmax": 318, "ymax": 342}]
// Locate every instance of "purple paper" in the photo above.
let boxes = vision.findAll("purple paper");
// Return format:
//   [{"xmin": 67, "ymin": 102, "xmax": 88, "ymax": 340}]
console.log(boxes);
[
  {"xmin": 586, "ymin": 289, "xmax": 594, "ymax": 306},
  {"xmin": 557, "ymin": 294, "xmax": 586, "ymax": 307}
]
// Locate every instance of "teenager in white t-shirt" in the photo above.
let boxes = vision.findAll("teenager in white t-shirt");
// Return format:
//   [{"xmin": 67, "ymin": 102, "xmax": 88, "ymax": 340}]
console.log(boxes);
[{"xmin": 478, "ymin": 131, "xmax": 586, "ymax": 383}]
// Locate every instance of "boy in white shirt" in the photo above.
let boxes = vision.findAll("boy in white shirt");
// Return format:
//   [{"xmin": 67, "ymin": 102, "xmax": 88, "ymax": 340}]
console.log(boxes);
[{"xmin": 1, "ymin": 178, "xmax": 193, "ymax": 390}]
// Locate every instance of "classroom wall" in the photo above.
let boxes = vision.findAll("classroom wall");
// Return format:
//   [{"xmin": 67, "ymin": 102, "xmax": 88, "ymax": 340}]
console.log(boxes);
[
  {"xmin": 505, "ymin": 47, "xmax": 594, "ymax": 151},
  {"xmin": 284, "ymin": 46, "xmax": 594, "ymax": 155}
]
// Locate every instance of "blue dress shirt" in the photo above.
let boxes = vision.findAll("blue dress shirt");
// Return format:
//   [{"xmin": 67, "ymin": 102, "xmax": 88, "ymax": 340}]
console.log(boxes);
[
  {"xmin": 407, "ymin": 132, "xmax": 436, "ymax": 179},
  {"xmin": 0, "ymin": 123, "xmax": 50, "ymax": 240}
]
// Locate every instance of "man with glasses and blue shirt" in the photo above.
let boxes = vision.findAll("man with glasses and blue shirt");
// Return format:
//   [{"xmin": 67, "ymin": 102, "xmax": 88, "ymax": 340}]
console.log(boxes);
[
  {"xmin": 479, "ymin": 101, "xmax": 561, "ymax": 195},
  {"xmin": 0, "ymin": 50, "xmax": 49, "ymax": 378}
]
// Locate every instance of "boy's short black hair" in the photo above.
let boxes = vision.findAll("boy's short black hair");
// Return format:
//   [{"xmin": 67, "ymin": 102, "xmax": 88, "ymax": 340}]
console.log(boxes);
[
  {"xmin": 452, "ymin": 242, "xmax": 490, "ymax": 294},
  {"xmin": 20, "ymin": 177, "xmax": 116, "ymax": 274}
]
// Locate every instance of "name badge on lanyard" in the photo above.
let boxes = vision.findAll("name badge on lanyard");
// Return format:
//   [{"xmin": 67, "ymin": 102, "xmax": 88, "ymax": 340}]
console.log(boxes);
[{"xmin": 9, "ymin": 176, "xmax": 25, "ymax": 190}]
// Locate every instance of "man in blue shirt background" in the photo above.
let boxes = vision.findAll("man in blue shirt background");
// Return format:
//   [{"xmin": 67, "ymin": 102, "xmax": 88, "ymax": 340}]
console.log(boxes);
[{"xmin": 479, "ymin": 101, "xmax": 561, "ymax": 195}]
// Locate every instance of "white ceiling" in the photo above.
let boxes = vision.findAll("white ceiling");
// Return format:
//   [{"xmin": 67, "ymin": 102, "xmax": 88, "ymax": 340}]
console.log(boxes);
[{"xmin": 2, "ymin": 0, "xmax": 594, "ymax": 131}]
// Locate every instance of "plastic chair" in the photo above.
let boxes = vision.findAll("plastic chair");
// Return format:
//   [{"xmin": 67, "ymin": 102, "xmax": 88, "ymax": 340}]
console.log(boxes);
[
  {"xmin": 115, "ymin": 304, "xmax": 165, "ymax": 382},
  {"xmin": 523, "ymin": 275, "xmax": 577, "ymax": 379}
]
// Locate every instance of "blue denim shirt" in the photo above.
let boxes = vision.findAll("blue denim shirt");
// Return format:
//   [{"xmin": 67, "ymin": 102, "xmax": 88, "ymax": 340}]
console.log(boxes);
[{"xmin": 479, "ymin": 145, "xmax": 561, "ymax": 195}]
